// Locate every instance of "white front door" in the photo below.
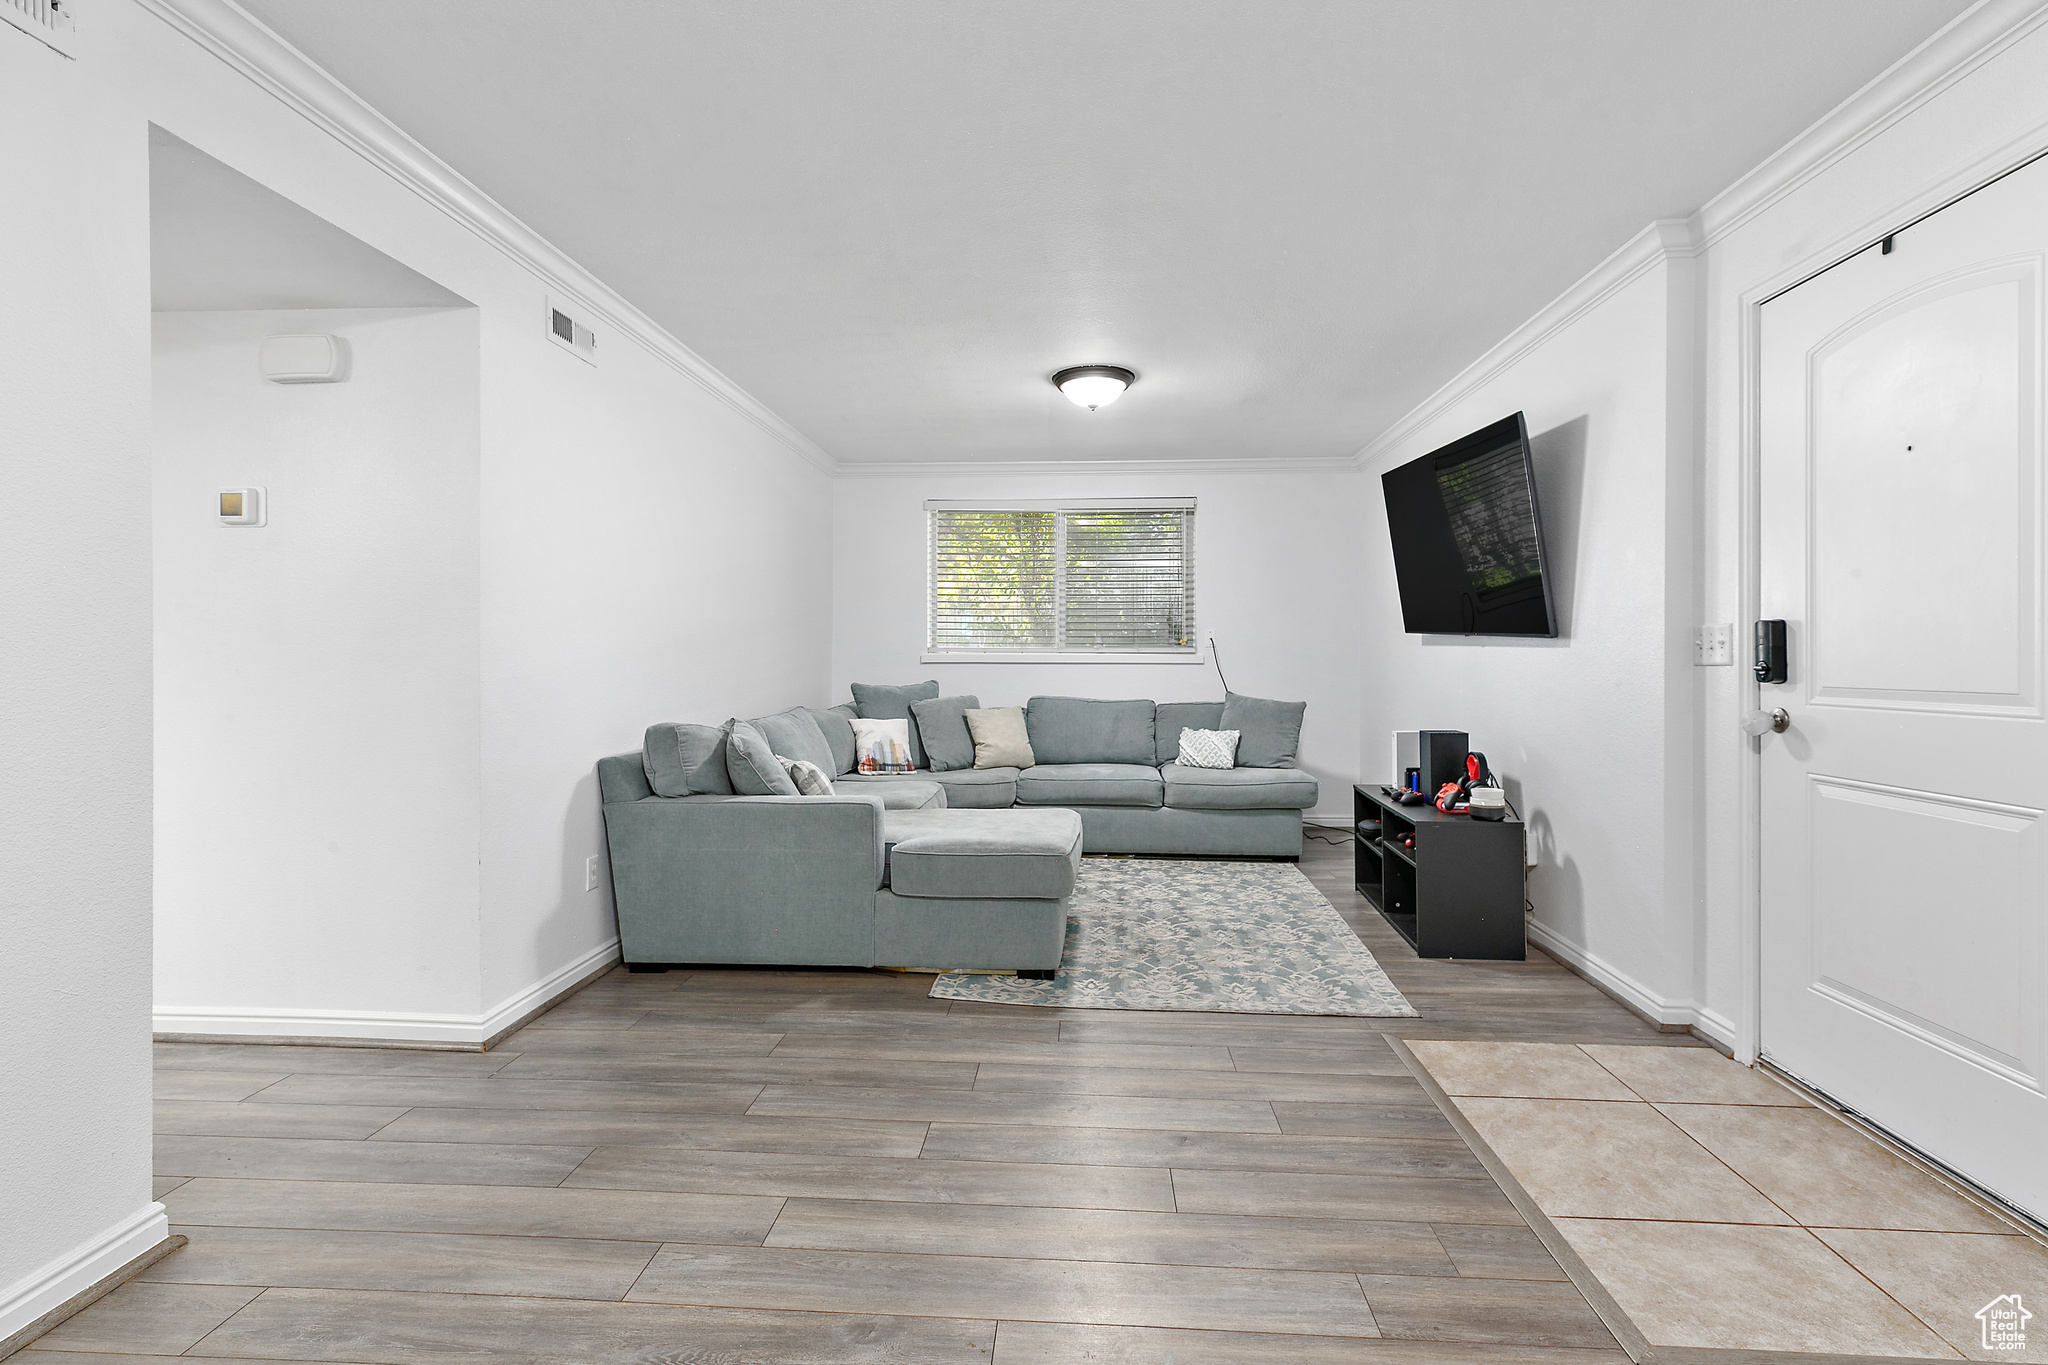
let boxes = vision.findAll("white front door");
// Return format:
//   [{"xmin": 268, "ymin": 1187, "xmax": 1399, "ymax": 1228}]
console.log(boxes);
[{"xmin": 1759, "ymin": 155, "xmax": 2048, "ymax": 1220}]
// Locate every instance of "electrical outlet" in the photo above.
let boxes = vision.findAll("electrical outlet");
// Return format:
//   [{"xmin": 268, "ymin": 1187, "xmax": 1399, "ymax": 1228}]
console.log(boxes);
[
  {"xmin": 1695, "ymin": 623, "xmax": 1733, "ymax": 666},
  {"xmin": 584, "ymin": 855, "xmax": 601, "ymax": 893}
]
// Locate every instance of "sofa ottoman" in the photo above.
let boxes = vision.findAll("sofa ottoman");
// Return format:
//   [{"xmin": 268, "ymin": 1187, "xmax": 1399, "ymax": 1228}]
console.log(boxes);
[{"xmin": 874, "ymin": 807, "xmax": 1082, "ymax": 974}]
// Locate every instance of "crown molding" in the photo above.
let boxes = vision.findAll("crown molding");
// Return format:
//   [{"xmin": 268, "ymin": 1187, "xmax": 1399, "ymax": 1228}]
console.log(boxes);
[
  {"xmin": 1350, "ymin": 218, "xmax": 1697, "ymax": 472},
  {"xmin": 134, "ymin": 0, "xmax": 839, "ymax": 476},
  {"xmin": 1691, "ymin": 0, "xmax": 2048, "ymax": 249},
  {"xmin": 835, "ymin": 454, "xmax": 1362, "ymax": 479}
]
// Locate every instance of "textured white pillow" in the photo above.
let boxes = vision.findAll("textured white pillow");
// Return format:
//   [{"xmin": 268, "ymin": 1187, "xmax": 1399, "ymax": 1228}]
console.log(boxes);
[
  {"xmin": 849, "ymin": 717, "xmax": 916, "ymax": 773},
  {"xmin": 778, "ymin": 755, "xmax": 836, "ymax": 796},
  {"xmin": 1178, "ymin": 727, "xmax": 1240, "ymax": 770}
]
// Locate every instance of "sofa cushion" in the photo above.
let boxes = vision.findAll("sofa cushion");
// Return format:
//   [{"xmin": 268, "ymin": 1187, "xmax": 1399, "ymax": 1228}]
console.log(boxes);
[
  {"xmin": 1221, "ymin": 692, "xmax": 1307, "ymax": 768},
  {"xmin": 1015, "ymin": 762, "xmax": 1163, "ymax": 808},
  {"xmin": 965, "ymin": 706, "xmax": 1035, "ymax": 770},
  {"xmin": 642, "ymin": 722, "xmax": 733, "ymax": 797},
  {"xmin": 911, "ymin": 694, "xmax": 981, "ymax": 772},
  {"xmin": 869, "ymin": 779, "xmax": 946, "ymax": 811},
  {"xmin": 724, "ymin": 719, "xmax": 800, "ymax": 796},
  {"xmin": 1024, "ymin": 696, "xmax": 1156, "ymax": 766},
  {"xmin": 1162, "ymin": 763, "xmax": 1318, "ymax": 810},
  {"xmin": 1154, "ymin": 701, "xmax": 1226, "ymax": 766},
  {"xmin": 805, "ymin": 704, "xmax": 861, "ymax": 777},
  {"xmin": 852, "ymin": 680, "xmax": 940, "ymax": 769},
  {"xmin": 749, "ymin": 707, "xmax": 836, "ymax": 774},
  {"xmin": 841, "ymin": 766, "xmax": 1020, "ymax": 809},
  {"xmin": 883, "ymin": 808, "xmax": 1083, "ymax": 900}
]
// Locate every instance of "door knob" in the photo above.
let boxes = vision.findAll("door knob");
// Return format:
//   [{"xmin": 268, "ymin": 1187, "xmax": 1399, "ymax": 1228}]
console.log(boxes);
[{"xmin": 1742, "ymin": 708, "xmax": 1790, "ymax": 736}]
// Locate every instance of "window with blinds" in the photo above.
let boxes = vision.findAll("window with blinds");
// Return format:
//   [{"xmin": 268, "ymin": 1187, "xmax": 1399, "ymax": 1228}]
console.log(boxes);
[{"xmin": 927, "ymin": 502, "xmax": 1196, "ymax": 656}]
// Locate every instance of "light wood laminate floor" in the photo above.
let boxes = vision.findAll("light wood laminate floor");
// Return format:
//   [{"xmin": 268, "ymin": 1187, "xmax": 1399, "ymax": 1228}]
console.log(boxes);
[{"xmin": 35, "ymin": 839, "xmax": 1695, "ymax": 1364}]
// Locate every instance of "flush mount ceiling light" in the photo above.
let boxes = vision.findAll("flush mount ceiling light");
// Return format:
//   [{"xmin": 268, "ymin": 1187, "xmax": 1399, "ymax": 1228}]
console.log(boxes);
[{"xmin": 1052, "ymin": 364, "xmax": 1136, "ymax": 411}]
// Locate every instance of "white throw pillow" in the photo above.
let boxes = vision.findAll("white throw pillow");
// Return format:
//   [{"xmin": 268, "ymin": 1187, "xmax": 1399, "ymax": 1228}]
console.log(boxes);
[
  {"xmin": 1178, "ymin": 727, "xmax": 1240, "ymax": 770},
  {"xmin": 778, "ymin": 755, "xmax": 836, "ymax": 796},
  {"xmin": 849, "ymin": 717, "xmax": 916, "ymax": 773}
]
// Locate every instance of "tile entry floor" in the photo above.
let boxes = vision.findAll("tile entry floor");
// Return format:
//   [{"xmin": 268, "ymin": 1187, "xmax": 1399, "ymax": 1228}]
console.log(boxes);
[{"xmin": 1410, "ymin": 1039, "xmax": 2048, "ymax": 1361}]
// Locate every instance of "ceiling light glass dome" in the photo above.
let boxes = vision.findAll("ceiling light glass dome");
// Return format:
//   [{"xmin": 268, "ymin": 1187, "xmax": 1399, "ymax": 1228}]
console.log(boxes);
[{"xmin": 1052, "ymin": 365, "xmax": 1136, "ymax": 410}]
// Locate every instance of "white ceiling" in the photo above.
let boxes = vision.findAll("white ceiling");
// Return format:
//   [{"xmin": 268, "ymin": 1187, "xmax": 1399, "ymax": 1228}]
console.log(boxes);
[
  {"xmin": 150, "ymin": 126, "xmax": 467, "ymax": 312},
  {"xmin": 234, "ymin": 0, "xmax": 1969, "ymax": 464}
]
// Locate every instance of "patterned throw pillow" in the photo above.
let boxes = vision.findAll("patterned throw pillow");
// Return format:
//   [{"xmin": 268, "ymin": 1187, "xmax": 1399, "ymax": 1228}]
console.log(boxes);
[
  {"xmin": 1178, "ymin": 727, "xmax": 1240, "ymax": 770},
  {"xmin": 849, "ymin": 717, "xmax": 916, "ymax": 773},
  {"xmin": 778, "ymin": 756, "xmax": 836, "ymax": 796}
]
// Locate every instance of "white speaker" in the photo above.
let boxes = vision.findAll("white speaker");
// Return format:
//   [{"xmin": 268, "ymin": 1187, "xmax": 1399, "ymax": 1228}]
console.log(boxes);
[{"xmin": 259, "ymin": 334, "xmax": 347, "ymax": 384}]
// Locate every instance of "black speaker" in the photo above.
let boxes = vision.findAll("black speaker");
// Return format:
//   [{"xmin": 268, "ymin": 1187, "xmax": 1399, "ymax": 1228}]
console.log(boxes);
[{"xmin": 1417, "ymin": 730, "xmax": 1469, "ymax": 795}]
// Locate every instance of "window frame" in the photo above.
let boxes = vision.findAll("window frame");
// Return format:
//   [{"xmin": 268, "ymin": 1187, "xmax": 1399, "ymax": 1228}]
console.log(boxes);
[{"xmin": 922, "ymin": 498, "xmax": 1203, "ymax": 665}]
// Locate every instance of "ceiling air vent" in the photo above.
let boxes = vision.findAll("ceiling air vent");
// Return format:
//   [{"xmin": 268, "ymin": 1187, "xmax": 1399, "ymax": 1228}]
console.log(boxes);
[
  {"xmin": 2, "ymin": 0, "xmax": 77, "ymax": 56},
  {"xmin": 545, "ymin": 296, "xmax": 597, "ymax": 365}
]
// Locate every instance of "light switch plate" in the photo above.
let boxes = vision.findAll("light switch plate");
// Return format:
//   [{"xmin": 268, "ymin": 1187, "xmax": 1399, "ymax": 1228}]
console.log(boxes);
[
  {"xmin": 1695, "ymin": 623, "xmax": 1733, "ymax": 666},
  {"xmin": 584, "ymin": 855, "xmax": 601, "ymax": 893}
]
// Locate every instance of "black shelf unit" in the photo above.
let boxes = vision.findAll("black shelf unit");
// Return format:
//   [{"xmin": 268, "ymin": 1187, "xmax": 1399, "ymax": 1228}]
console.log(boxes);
[{"xmin": 1354, "ymin": 783, "xmax": 1526, "ymax": 960}]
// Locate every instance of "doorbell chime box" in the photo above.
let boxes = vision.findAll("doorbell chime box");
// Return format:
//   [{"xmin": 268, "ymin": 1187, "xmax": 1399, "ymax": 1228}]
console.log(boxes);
[
  {"xmin": 259, "ymin": 334, "xmax": 347, "ymax": 384},
  {"xmin": 218, "ymin": 487, "xmax": 265, "ymax": 527}
]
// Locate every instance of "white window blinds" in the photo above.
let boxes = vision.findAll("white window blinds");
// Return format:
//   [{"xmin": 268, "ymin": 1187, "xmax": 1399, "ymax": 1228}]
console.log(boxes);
[{"xmin": 927, "ymin": 503, "xmax": 1196, "ymax": 656}]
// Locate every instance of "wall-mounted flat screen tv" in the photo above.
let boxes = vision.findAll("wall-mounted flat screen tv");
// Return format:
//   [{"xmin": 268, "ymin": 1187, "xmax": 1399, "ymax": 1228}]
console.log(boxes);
[{"xmin": 1382, "ymin": 411, "xmax": 1558, "ymax": 637}]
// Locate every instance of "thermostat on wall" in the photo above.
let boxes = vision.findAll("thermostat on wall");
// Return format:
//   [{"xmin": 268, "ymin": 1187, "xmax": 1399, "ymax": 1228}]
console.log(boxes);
[
  {"xmin": 259, "ymin": 334, "xmax": 347, "ymax": 384},
  {"xmin": 219, "ymin": 487, "xmax": 265, "ymax": 527}
]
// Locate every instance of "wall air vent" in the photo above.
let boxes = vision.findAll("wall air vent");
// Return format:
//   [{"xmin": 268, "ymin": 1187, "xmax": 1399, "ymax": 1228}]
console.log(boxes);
[
  {"xmin": 545, "ymin": 296, "xmax": 597, "ymax": 365},
  {"xmin": 2, "ymin": 0, "xmax": 77, "ymax": 56}
]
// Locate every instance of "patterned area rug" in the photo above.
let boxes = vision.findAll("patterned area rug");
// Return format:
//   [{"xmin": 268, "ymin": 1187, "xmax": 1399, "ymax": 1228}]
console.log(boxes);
[{"xmin": 930, "ymin": 858, "xmax": 1418, "ymax": 1016}]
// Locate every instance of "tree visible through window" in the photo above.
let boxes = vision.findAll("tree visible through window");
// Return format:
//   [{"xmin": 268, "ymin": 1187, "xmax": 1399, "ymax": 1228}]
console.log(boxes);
[{"xmin": 927, "ymin": 503, "xmax": 1196, "ymax": 655}]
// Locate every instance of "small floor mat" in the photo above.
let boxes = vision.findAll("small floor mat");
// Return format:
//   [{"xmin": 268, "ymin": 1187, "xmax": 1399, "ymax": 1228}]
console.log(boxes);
[{"xmin": 930, "ymin": 858, "xmax": 1418, "ymax": 1016}]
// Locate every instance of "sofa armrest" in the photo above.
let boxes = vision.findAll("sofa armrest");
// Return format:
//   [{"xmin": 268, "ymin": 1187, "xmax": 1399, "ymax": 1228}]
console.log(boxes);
[{"xmin": 601, "ymin": 794, "xmax": 888, "ymax": 966}]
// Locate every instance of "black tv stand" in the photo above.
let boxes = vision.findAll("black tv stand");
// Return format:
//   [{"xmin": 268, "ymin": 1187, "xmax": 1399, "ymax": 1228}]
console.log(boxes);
[{"xmin": 1353, "ymin": 784, "xmax": 1526, "ymax": 960}]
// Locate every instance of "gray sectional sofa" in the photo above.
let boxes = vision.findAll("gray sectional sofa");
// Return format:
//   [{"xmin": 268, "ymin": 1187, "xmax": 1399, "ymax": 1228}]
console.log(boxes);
[
  {"xmin": 830, "ymin": 695, "xmax": 1318, "ymax": 858},
  {"xmin": 596, "ymin": 691, "xmax": 1316, "ymax": 971}
]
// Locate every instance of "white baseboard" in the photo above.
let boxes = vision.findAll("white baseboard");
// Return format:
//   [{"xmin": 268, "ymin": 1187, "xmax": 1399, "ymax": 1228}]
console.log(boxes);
[
  {"xmin": 1691, "ymin": 1005, "xmax": 1738, "ymax": 1053},
  {"xmin": 0, "ymin": 1203, "xmax": 168, "ymax": 1345},
  {"xmin": 476, "ymin": 936, "xmax": 622, "ymax": 1046},
  {"xmin": 1525, "ymin": 919, "xmax": 1702, "ymax": 1031},
  {"xmin": 153, "ymin": 937, "xmax": 620, "ymax": 1049}
]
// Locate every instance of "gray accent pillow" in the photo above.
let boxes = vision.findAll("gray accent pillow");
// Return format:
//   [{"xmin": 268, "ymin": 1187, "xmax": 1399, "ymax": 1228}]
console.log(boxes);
[
  {"xmin": 779, "ymin": 756, "xmax": 836, "ymax": 796},
  {"xmin": 965, "ymin": 706, "xmax": 1036, "ymax": 770},
  {"xmin": 724, "ymin": 719, "xmax": 800, "ymax": 796},
  {"xmin": 1155, "ymin": 700, "xmax": 1226, "ymax": 765},
  {"xmin": 748, "ymin": 707, "xmax": 835, "ymax": 774},
  {"xmin": 805, "ymin": 704, "xmax": 860, "ymax": 777},
  {"xmin": 851, "ymin": 680, "xmax": 940, "ymax": 769},
  {"xmin": 1221, "ymin": 692, "xmax": 1307, "ymax": 768},
  {"xmin": 1023, "ymin": 696, "xmax": 1156, "ymax": 766},
  {"xmin": 642, "ymin": 722, "xmax": 733, "ymax": 797},
  {"xmin": 910, "ymin": 694, "xmax": 981, "ymax": 772}
]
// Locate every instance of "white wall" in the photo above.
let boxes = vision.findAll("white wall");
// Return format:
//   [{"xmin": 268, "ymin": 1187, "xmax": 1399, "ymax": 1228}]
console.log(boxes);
[
  {"xmin": 153, "ymin": 307, "xmax": 484, "ymax": 1032},
  {"xmin": 2, "ymin": 0, "xmax": 834, "ymax": 1334},
  {"xmin": 1356, "ymin": 241, "xmax": 1698, "ymax": 1019},
  {"xmin": 1353, "ymin": 2, "xmax": 2048, "ymax": 1051},
  {"xmin": 832, "ymin": 467, "xmax": 1364, "ymax": 819},
  {"xmin": 123, "ymin": 7, "xmax": 835, "ymax": 1047},
  {"xmin": 475, "ymin": 308, "xmax": 835, "ymax": 1020},
  {"xmin": 0, "ymin": 11, "xmax": 160, "ymax": 1341}
]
